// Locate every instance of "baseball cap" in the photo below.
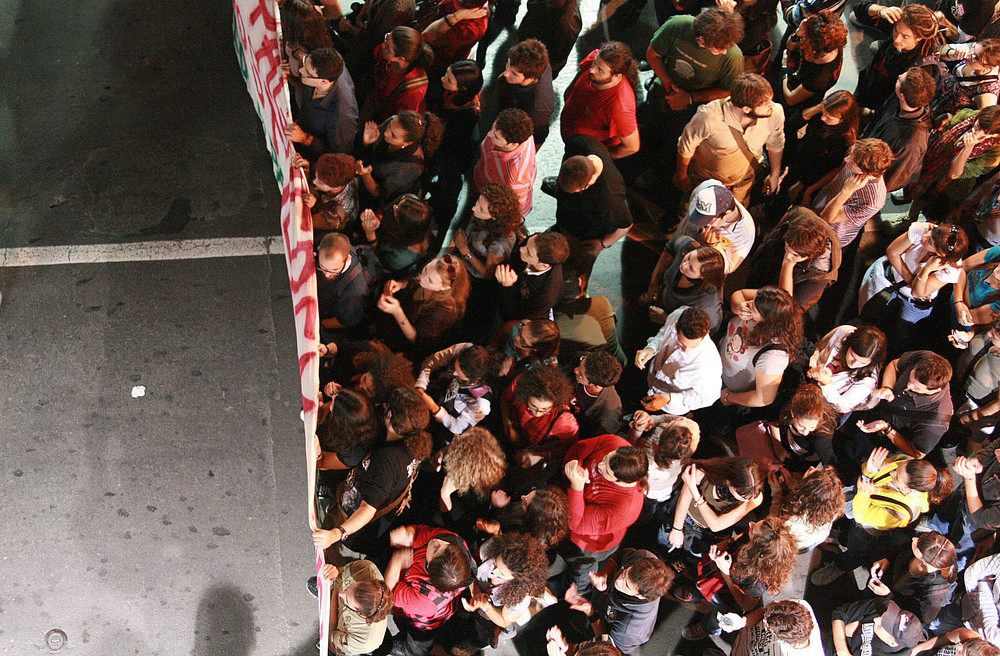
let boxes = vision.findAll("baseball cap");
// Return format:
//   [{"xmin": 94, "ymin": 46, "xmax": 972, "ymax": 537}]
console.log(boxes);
[
  {"xmin": 881, "ymin": 601, "xmax": 923, "ymax": 649},
  {"xmin": 686, "ymin": 180, "xmax": 736, "ymax": 228}
]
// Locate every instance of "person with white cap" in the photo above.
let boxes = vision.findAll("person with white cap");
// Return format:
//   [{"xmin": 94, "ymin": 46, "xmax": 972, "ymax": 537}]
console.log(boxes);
[{"xmin": 674, "ymin": 179, "xmax": 756, "ymax": 274}]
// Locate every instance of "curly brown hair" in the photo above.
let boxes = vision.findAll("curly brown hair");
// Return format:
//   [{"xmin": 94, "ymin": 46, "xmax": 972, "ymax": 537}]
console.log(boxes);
[
  {"xmin": 513, "ymin": 363, "xmax": 574, "ymax": 408},
  {"xmin": 479, "ymin": 183, "xmax": 523, "ymax": 238},
  {"xmin": 746, "ymin": 286, "xmax": 804, "ymax": 355},
  {"xmin": 730, "ymin": 516, "xmax": 798, "ymax": 595},
  {"xmin": 481, "ymin": 533, "xmax": 549, "ymax": 607},
  {"xmin": 352, "ymin": 342, "xmax": 416, "ymax": 406},
  {"xmin": 763, "ymin": 600, "xmax": 813, "ymax": 647},
  {"xmin": 443, "ymin": 427, "xmax": 507, "ymax": 499},
  {"xmin": 777, "ymin": 466, "xmax": 844, "ymax": 529},
  {"xmin": 798, "ymin": 9, "xmax": 847, "ymax": 59},
  {"xmin": 523, "ymin": 486, "xmax": 570, "ymax": 548},
  {"xmin": 778, "ymin": 383, "xmax": 838, "ymax": 437}
]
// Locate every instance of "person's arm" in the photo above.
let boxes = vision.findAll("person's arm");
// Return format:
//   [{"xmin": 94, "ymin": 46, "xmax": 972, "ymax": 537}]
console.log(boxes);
[
  {"xmin": 778, "ymin": 246, "xmax": 808, "ymax": 298},
  {"xmin": 782, "ymin": 76, "xmax": 815, "ymax": 106},
  {"xmin": 729, "ymin": 288, "xmax": 757, "ymax": 314},
  {"xmin": 802, "ymin": 168, "xmax": 838, "ymax": 208},
  {"xmin": 645, "ymin": 44, "xmax": 678, "ymax": 91},
  {"xmin": 909, "ymin": 257, "xmax": 951, "ymax": 300},
  {"xmin": 949, "ymin": 134, "xmax": 980, "ymax": 179},
  {"xmin": 644, "ymin": 248, "xmax": 675, "ymax": 302},
  {"xmin": 820, "ymin": 173, "xmax": 868, "ymax": 224},
  {"xmin": 318, "ymin": 451, "xmax": 352, "ymax": 470},
  {"xmin": 673, "ymin": 153, "xmax": 694, "ymax": 193},
  {"xmin": 886, "ymin": 231, "xmax": 916, "ymax": 284},
  {"xmin": 696, "ymin": 493, "xmax": 763, "ymax": 532},
  {"xmin": 666, "ymin": 481, "xmax": 695, "ymax": 548},
  {"xmin": 724, "ymin": 371, "xmax": 784, "ymax": 408},
  {"xmin": 608, "ymin": 130, "xmax": 639, "ymax": 159},
  {"xmin": 831, "ymin": 619, "xmax": 855, "ymax": 656},
  {"xmin": 312, "ymin": 501, "xmax": 379, "ymax": 548},
  {"xmin": 599, "ymin": 225, "xmax": 632, "ymax": 248},
  {"xmin": 421, "ymin": 5, "xmax": 489, "ymax": 44},
  {"xmin": 435, "ymin": 395, "xmax": 490, "ymax": 435},
  {"xmin": 764, "ymin": 146, "xmax": 784, "ymax": 196},
  {"xmin": 377, "ymin": 294, "xmax": 418, "ymax": 342},
  {"xmin": 880, "ymin": 357, "xmax": 900, "ymax": 390}
]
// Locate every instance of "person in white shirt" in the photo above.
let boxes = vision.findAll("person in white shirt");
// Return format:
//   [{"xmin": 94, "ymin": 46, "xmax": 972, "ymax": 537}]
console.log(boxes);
[
  {"xmin": 635, "ymin": 306, "xmax": 723, "ymax": 415},
  {"xmin": 675, "ymin": 179, "xmax": 756, "ymax": 274}
]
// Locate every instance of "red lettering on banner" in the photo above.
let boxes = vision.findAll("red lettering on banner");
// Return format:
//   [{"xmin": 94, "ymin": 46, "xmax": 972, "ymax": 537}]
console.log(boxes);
[{"xmin": 301, "ymin": 394, "xmax": 318, "ymax": 413}]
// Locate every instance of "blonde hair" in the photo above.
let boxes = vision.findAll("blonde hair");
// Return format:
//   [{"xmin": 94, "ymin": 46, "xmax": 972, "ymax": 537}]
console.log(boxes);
[{"xmin": 443, "ymin": 427, "xmax": 507, "ymax": 498}]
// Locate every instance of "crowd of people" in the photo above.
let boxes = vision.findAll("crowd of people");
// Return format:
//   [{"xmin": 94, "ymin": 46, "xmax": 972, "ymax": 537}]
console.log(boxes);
[{"xmin": 276, "ymin": 0, "xmax": 1000, "ymax": 653}]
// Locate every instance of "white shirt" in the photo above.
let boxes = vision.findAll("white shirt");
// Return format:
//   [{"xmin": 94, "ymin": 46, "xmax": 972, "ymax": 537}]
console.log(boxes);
[
  {"xmin": 677, "ymin": 181, "xmax": 756, "ymax": 274},
  {"xmin": 644, "ymin": 306, "xmax": 723, "ymax": 414},
  {"xmin": 892, "ymin": 222, "xmax": 962, "ymax": 301},
  {"xmin": 811, "ymin": 325, "xmax": 879, "ymax": 415}
]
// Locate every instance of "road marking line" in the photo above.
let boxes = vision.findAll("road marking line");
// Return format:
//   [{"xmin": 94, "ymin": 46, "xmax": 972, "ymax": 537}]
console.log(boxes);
[{"xmin": 0, "ymin": 236, "xmax": 286, "ymax": 267}]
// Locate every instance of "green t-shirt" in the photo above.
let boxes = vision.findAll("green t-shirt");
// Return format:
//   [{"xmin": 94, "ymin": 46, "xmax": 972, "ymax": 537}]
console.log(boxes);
[{"xmin": 649, "ymin": 15, "xmax": 743, "ymax": 93}]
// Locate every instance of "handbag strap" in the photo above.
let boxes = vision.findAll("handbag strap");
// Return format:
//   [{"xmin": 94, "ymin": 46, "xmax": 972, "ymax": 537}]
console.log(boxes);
[{"xmin": 726, "ymin": 124, "xmax": 763, "ymax": 174}]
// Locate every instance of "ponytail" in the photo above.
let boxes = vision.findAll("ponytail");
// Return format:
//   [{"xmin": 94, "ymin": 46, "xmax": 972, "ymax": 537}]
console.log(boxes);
[
  {"xmin": 903, "ymin": 460, "xmax": 954, "ymax": 505},
  {"xmin": 395, "ymin": 111, "xmax": 444, "ymax": 159}
]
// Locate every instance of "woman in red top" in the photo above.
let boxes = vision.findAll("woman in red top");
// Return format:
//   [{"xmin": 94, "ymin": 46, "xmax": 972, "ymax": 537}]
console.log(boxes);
[
  {"xmin": 369, "ymin": 26, "xmax": 434, "ymax": 122},
  {"xmin": 501, "ymin": 363, "xmax": 580, "ymax": 470}
]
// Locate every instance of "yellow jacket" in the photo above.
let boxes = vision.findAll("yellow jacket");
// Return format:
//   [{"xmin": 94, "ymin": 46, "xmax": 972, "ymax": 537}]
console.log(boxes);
[{"xmin": 852, "ymin": 456, "xmax": 929, "ymax": 530}]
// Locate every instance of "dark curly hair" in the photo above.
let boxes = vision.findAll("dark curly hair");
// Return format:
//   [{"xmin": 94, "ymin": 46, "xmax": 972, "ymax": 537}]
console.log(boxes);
[
  {"xmin": 777, "ymin": 466, "xmax": 844, "ymax": 529},
  {"xmin": 513, "ymin": 364, "xmax": 574, "ymax": 408},
  {"xmin": 764, "ymin": 601, "xmax": 814, "ymax": 647},
  {"xmin": 523, "ymin": 486, "xmax": 570, "ymax": 548},
  {"xmin": 352, "ymin": 342, "xmax": 416, "ymax": 406},
  {"xmin": 581, "ymin": 351, "xmax": 622, "ymax": 387},
  {"xmin": 746, "ymin": 286, "xmax": 804, "ymax": 356},
  {"xmin": 494, "ymin": 108, "xmax": 534, "ymax": 145},
  {"xmin": 386, "ymin": 386, "xmax": 433, "ymax": 463},
  {"xmin": 730, "ymin": 516, "xmax": 797, "ymax": 595},
  {"xmin": 479, "ymin": 183, "xmax": 523, "ymax": 238},
  {"xmin": 481, "ymin": 533, "xmax": 549, "ymax": 607}
]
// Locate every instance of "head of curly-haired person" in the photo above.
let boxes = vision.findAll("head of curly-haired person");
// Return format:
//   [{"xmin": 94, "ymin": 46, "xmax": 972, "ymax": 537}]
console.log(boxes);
[
  {"xmin": 577, "ymin": 351, "xmax": 622, "ymax": 389},
  {"xmin": 281, "ymin": 0, "xmax": 335, "ymax": 52},
  {"xmin": 385, "ymin": 386, "xmax": 433, "ymax": 462},
  {"xmin": 347, "ymin": 577, "xmax": 394, "ymax": 624},
  {"xmin": 745, "ymin": 286, "xmax": 804, "ymax": 355},
  {"xmin": 693, "ymin": 8, "xmax": 744, "ymax": 53},
  {"xmin": 897, "ymin": 67, "xmax": 936, "ymax": 110},
  {"xmin": 730, "ymin": 74, "xmax": 775, "ymax": 121},
  {"xmin": 521, "ymin": 486, "xmax": 570, "ymax": 548},
  {"xmin": 777, "ymin": 465, "xmax": 844, "ymax": 531},
  {"xmin": 352, "ymin": 342, "xmax": 416, "ymax": 405},
  {"xmin": 505, "ymin": 38, "xmax": 549, "ymax": 83},
  {"xmin": 595, "ymin": 41, "xmax": 640, "ymax": 91},
  {"xmin": 454, "ymin": 345, "xmax": 500, "ymax": 387},
  {"xmin": 443, "ymin": 427, "xmax": 507, "ymax": 499},
  {"xmin": 426, "ymin": 540, "xmax": 473, "ymax": 592},
  {"xmin": 481, "ymin": 533, "xmax": 550, "ymax": 606},
  {"xmin": 473, "ymin": 182, "xmax": 523, "ymax": 238},
  {"xmin": 763, "ymin": 600, "xmax": 814, "ymax": 647},
  {"xmin": 314, "ymin": 153, "xmax": 357, "ymax": 193},
  {"xmin": 731, "ymin": 516, "xmax": 798, "ymax": 595},
  {"xmin": 618, "ymin": 554, "xmax": 673, "ymax": 600},
  {"xmin": 489, "ymin": 108, "xmax": 534, "ymax": 149},
  {"xmin": 514, "ymin": 363, "xmax": 574, "ymax": 410},
  {"xmin": 848, "ymin": 138, "xmax": 894, "ymax": 177},
  {"xmin": 797, "ymin": 10, "xmax": 847, "ymax": 61}
]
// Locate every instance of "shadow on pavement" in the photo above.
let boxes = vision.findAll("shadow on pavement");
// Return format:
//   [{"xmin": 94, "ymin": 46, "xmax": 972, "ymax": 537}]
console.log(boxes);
[{"xmin": 191, "ymin": 583, "xmax": 256, "ymax": 656}]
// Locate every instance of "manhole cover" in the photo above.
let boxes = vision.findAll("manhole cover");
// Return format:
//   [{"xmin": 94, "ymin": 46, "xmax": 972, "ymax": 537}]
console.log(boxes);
[{"xmin": 44, "ymin": 629, "xmax": 67, "ymax": 652}]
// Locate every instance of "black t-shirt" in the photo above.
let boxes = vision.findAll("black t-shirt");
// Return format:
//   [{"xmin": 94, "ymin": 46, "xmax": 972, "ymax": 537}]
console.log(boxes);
[
  {"xmin": 341, "ymin": 441, "xmax": 415, "ymax": 514},
  {"xmin": 832, "ymin": 599, "xmax": 916, "ymax": 656},
  {"xmin": 554, "ymin": 135, "xmax": 632, "ymax": 241},
  {"xmin": 787, "ymin": 49, "xmax": 843, "ymax": 95},
  {"xmin": 497, "ymin": 64, "xmax": 557, "ymax": 145},
  {"xmin": 942, "ymin": 0, "xmax": 997, "ymax": 37}
]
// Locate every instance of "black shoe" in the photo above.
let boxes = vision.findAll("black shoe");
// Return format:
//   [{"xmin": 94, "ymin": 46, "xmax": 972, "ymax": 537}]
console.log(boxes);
[
  {"xmin": 541, "ymin": 176, "xmax": 558, "ymax": 198},
  {"xmin": 307, "ymin": 576, "xmax": 318, "ymax": 598}
]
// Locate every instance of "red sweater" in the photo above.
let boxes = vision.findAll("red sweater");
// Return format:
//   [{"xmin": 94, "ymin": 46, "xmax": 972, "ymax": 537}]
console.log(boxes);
[{"xmin": 564, "ymin": 434, "xmax": 644, "ymax": 552}]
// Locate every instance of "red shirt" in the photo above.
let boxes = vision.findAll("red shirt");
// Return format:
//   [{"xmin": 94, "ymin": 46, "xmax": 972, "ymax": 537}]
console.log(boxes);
[
  {"xmin": 502, "ymin": 376, "xmax": 580, "ymax": 449},
  {"xmin": 564, "ymin": 434, "xmax": 644, "ymax": 552},
  {"xmin": 373, "ymin": 43, "xmax": 428, "ymax": 122},
  {"xmin": 428, "ymin": 0, "xmax": 488, "ymax": 73},
  {"xmin": 559, "ymin": 50, "xmax": 638, "ymax": 148},
  {"xmin": 392, "ymin": 526, "xmax": 470, "ymax": 630}
]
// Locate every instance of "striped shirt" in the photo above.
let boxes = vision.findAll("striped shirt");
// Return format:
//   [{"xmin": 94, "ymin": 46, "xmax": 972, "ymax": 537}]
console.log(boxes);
[
  {"xmin": 812, "ymin": 164, "xmax": 886, "ymax": 246},
  {"xmin": 473, "ymin": 136, "xmax": 537, "ymax": 217}
]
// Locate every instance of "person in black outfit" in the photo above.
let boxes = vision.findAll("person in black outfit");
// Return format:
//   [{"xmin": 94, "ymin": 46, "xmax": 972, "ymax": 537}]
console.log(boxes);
[
  {"xmin": 547, "ymin": 135, "xmax": 633, "ymax": 280},
  {"xmin": 496, "ymin": 232, "xmax": 570, "ymax": 321},
  {"xmin": 569, "ymin": 351, "xmax": 624, "ymax": 438},
  {"xmin": 497, "ymin": 39, "xmax": 557, "ymax": 148},
  {"xmin": 517, "ymin": 0, "xmax": 582, "ymax": 76}
]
